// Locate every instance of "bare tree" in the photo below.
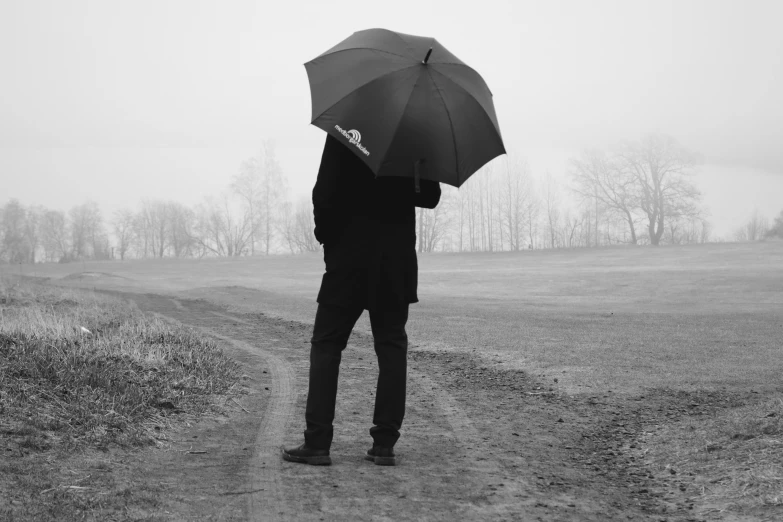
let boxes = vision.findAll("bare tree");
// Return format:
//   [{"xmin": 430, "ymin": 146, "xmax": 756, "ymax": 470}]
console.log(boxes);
[
  {"xmin": 137, "ymin": 200, "xmax": 171, "ymax": 258},
  {"xmin": 479, "ymin": 164, "xmax": 497, "ymax": 251},
  {"xmin": 232, "ymin": 141, "xmax": 287, "ymax": 255},
  {"xmin": 192, "ymin": 194, "xmax": 253, "ymax": 257},
  {"xmin": 280, "ymin": 198, "xmax": 320, "ymax": 254},
  {"xmin": 166, "ymin": 202, "xmax": 195, "ymax": 257},
  {"xmin": 524, "ymin": 184, "xmax": 541, "ymax": 249},
  {"xmin": 0, "ymin": 199, "xmax": 28, "ymax": 263},
  {"xmin": 562, "ymin": 209, "xmax": 583, "ymax": 248},
  {"xmin": 69, "ymin": 202, "xmax": 105, "ymax": 260},
  {"xmin": 23, "ymin": 205, "xmax": 43, "ymax": 263},
  {"xmin": 735, "ymin": 210, "xmax": 769, "ymax": 242},
  {"xmin": 675, "ymin": 217, "xmax": 711, "ymax": 244},
  {"xmin": 542, "ymin": 173, "xmax": 561, "ymax": 249},
  {"xmin": 41, "ymin": 209, "xmax": 70, "ymax": 262},
  {"xmin": 500, "ymin": 157, "xmax": 532, "ymax": 251},
  {"xmin": 699, "ymin": 219, "xmax": 712, "ymax": 244},
  {"xmin": 112, "ymin": 209, "xmax": 136, "ymax": 260},
  {"xmin": 617, "ymin": 134, "xmax": 702, "ymax": 246},
  {"xmin": 571, "ymin": 149, "xmax": 639, "ymax": 244},
  {"xmin": 766, "ymin": 209, "xmax": 783, "ymax": 239},
  {"xmin": 231, "ymin": 157, "xmax": 263, "ymax": 255},
  {"xmin": 459, "ymin": 176, "xmax": 480, "ymax": 251},
  {"xmin": 417, "ymin": 191, "xmax": 450, "ymax": 253}
]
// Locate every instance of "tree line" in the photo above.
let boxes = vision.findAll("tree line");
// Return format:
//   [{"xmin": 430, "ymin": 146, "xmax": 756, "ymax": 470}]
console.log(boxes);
[
  {"xmin": 419, "ymin": 133, "xmax": 714, "ymax": 252},
  {"xmin": 0, "ymin": 142, "xmax": 317, "ymax": 263},
  {"xmin": 2, "ymin": 134, "xmax": 781, "ymax": 264}
]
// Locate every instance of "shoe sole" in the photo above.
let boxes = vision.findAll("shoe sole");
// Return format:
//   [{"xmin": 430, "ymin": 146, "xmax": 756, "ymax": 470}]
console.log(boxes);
[
  {"xmin": 281, "ymin": 449, "xmax": 331, "ymax": 466},
  {"xmin": 364, "ymin": 451, "xmax": 396, "ymax": 466}
]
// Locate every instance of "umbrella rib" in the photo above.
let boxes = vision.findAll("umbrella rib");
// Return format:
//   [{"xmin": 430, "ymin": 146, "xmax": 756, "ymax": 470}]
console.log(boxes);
[
  {"xmin": 377, "ymin": 69, "xmax": 426, "ymax": 169},
  {"xmin": 430, "ymin": 67, "xmax": 501, "ymax": 136},
  {"xmin": 311, "ymin": 64, "xmax": 420, "ymax": 123},
  {"xmin": 430, "ymin": 69, "xmax": 507, "ymax": 184},
  {"xmin": 425, "ymin": 68, "xmax": 460, "ymax": 183},
  {"xmin": 430, "ymin": 62, "xmax": 494, "ymax": 96}
]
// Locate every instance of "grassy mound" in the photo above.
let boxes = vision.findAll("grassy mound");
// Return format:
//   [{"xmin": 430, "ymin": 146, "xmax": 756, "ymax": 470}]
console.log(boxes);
[{"xmin": 0, "ymin": 279, "xmax": 240, "ymax": 449}]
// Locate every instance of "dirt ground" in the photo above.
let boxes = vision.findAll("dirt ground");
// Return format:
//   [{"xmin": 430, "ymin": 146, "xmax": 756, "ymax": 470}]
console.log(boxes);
[{"xmin": 73, "ymin": 289, "xmax": 773, "ymax": 522}]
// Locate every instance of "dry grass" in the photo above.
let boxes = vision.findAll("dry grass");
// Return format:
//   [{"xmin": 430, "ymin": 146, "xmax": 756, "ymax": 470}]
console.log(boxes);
[
  {"xmin": 0, "ymin": 276, "xmax": 241, "ymax": 521},
  {"xmin": 643, "ymin": 395, "xmax": 783, "ymax": 517},
  {"xmin": 0, "ymin": 278, "xmax": 239, "ymax": 448}
]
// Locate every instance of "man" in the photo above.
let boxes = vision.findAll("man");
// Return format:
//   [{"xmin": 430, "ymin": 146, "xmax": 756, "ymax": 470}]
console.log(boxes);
[{"xmin": 282, "ymin": 134, "xmax": 441, "ymax": 466}]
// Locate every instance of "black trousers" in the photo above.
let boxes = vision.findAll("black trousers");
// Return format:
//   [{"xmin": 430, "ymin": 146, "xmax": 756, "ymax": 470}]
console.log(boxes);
[{"xmin": 304, "ymin": 303, "xmax": 409, "ymax": 450}]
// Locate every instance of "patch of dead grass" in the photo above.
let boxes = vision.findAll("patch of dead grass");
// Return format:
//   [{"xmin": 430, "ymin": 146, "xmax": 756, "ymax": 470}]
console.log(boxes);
[
  {"xmin": 643, "ymin": 395, "xmax": 783, "ymax": 518},
  {"xmin": 0, "ymin": 277, "xmax": 241, "ymax": 521}
]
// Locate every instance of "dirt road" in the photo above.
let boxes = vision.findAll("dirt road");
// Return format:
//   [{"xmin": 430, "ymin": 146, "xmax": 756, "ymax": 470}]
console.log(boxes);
[{"xmin": 121, "ymin": 291, "xmax": 736, "ymax": 521}]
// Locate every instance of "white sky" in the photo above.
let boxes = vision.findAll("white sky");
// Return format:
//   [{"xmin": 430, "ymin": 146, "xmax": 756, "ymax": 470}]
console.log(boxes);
[{"xmin": 1, "ymin": 0, "xmax": 782, "ymax": 238}]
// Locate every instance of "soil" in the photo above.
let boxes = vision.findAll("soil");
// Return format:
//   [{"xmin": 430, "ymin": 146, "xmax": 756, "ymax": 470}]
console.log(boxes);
[{"xmin": 75, "ymin": 289, "xmax": 771, "ymax": 522}]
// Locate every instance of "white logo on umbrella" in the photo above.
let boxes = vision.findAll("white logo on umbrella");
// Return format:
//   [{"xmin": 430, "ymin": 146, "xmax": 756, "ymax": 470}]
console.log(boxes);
[{"xmin": 335, "ymin": 124, "xmax": 370, "ymax": 157}]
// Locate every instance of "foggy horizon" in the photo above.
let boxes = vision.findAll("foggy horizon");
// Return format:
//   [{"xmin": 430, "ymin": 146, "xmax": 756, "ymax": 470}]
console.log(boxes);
[{"xmin": 2, "ymin": 0, "xmax": 782, "ymax": 241}]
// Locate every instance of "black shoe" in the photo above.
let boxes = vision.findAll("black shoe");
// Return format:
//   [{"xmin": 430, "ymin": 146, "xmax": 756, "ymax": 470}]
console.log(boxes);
[
  {"xmin": 281, "ymin": 444, "xmax": 331, "ymax": 466},
  {"xmin": 365, "ymin": 446, "xmax": 396, "ymax": 466}
]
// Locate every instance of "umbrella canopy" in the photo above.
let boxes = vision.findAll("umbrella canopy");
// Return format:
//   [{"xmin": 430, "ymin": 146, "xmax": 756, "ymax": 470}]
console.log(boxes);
[{"xmin": 305, "ymin": 28, "xmax": 505, "ymax": 188}]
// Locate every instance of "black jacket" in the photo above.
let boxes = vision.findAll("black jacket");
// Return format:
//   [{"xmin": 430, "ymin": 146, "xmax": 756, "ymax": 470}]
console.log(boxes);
[{"xmin": 313, "ymin": 135, "xmax": 441, "ymax": 310}]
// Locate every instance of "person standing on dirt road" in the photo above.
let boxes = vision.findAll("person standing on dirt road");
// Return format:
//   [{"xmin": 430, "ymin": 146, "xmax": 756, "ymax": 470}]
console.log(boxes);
[{"xmin": 282, "ymin": 135, "xmax": 441, "ymax": 466}]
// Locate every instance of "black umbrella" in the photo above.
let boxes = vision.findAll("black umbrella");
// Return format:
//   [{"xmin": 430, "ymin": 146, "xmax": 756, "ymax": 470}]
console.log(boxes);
[{"xmin": 304, "ymin": 28, "xmax": 505, "ymax": 189}]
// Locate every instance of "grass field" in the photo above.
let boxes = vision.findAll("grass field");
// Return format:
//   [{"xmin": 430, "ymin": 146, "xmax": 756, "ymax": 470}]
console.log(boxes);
[
  {"xmin": 17, "ymin": 241, "xmax": 783, "ymax": 396},
  {"xmin": 4, "ymin": 241, "xmax": 783, "ymax": 519}
]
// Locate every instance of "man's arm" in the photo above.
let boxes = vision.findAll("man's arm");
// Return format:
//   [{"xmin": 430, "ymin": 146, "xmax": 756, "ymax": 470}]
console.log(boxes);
[
  {"xmin": 312, "ymin": 136, "xmax": 346, "ymax": 245},
  {"xmin": 414, "ymin": 180, "xmax": 441, "ymax": 209}
]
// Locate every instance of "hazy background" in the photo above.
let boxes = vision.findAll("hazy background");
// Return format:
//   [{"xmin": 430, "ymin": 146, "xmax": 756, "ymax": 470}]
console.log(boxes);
[{"xmin": 1, "ymin": 0, "xmax": 782, "ymax": 238}]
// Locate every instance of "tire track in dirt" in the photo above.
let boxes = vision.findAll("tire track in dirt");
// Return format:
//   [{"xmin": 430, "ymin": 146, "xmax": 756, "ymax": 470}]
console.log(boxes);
[
  {"xmin": 406, "ymin": 367, "xmax": 539, "ymax": 517},
  {"xmin": 206, "ymin": 329, "xmax": 296, "ymax": 522},
  {"xmin": 151, "ymin": 299, "xmax": 298, "ymax": 521}
]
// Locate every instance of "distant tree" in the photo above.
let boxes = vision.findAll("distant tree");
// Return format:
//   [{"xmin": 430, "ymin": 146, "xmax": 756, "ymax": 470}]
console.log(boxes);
[
  {"xmin": 112, "ymin": 209, "xmax": 136, "ymax": 260},
  {"xmin": 136, "ymin": 200, "xmax": 170, "ymax": 258},
  {"xmin": 192, "ymin": 194, "xmax": 253, "ymax": 257},
  {"xmin": 231, "ymin": 157, "xmax": 263, "ymax": 255},
  {"xmin": 166, "ymin": 202, "xmax": 196, "ymax": 257},
  {"xmin": 40, "ymin": 209, "xmax": 70, "ymax": 262},
  {"xmin": 22, "ymin": 205, "xmax": 43, "ymax": 263},
  {"xmin": 280, "ymin": 198, "xmax": 320, "ymax": 254},
  {"xmin": 417, "ymin": 190, "xmax": 449, "ymax": 253},
  {"xmin": 458, "ymin": 175, "xmax": 480, "ymax": 251},
  {"xmin": 500, "ymin": 157, "xmax": 532, "ymax": 251},
  {"xmin": 542, "ymin": 173, "xmax": 561, "ymax": 249},
  {"xmin": 69, "ymin": 202, "xmax": 106, "ymax": 260},
  {"xmin": 0, "ymin": 199, "xmax": 28, "ymax": 263},
  {"xmin": 232, "ymin": 141, "xmax": 287, "ymax": 255},
  {"xmin": 524, "ymin": 183, "xmax": 541, "ymax": 249},
  {"xmin": 766, "ymin": 209, "xmax": 783, "ymax": 239},
  {"xmin": 735, "ymin": 210, "xmax": 769, "ymax": 242},
  {"xmin": 478, "ymin": 164, "xmax": 497, "ymax": 251},
  {"xmin": 561, "ymin": 209, "xmax": 583, "ymax": 248},
  {"xmin": 571, "ymin": 149, "xmax": 639, "ymax": 245},
  {"xmin": 616, "ymin": 134, "xmax": 702, "ymax": 246}
]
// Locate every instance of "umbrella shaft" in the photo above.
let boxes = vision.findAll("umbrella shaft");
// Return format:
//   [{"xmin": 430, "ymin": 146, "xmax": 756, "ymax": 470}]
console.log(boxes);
[{"xmin": 414, "ymin": 160, "xmax": 422, "ymax": 194}]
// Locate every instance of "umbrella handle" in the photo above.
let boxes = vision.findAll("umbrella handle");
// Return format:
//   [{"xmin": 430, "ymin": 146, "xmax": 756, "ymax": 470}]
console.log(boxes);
[{"xmin": 414, "ymin": 159, "xmax": 423, "ymax": 193}]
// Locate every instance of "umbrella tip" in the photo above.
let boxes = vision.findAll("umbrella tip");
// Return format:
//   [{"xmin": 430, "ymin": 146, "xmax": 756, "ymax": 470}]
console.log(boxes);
[{"xmin": 423, "ymin": 47, "xmax": 433, "ymax": 64}]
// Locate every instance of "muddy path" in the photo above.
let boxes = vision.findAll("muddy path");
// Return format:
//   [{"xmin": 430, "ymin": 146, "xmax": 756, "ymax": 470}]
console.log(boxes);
[{"xmin": 122, "ymin": 291, "xmax": 741, "ymax": 521}]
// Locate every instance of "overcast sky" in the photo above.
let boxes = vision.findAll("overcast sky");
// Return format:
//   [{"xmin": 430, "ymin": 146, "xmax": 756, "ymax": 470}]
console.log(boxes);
[{"xmin": 1, "ymin": 0, "xmax": 781, "ymax": 238}]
